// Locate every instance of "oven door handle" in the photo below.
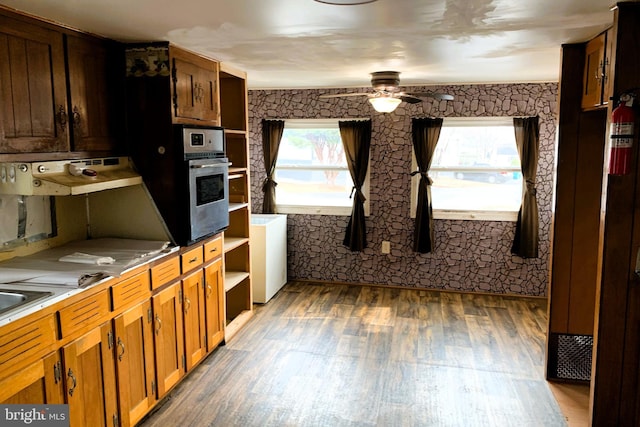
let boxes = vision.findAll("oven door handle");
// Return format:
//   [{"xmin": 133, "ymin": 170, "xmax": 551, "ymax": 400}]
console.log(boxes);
[{"xmin": 190, "ymin": 163, "xmax": 226, "ymax": 169}]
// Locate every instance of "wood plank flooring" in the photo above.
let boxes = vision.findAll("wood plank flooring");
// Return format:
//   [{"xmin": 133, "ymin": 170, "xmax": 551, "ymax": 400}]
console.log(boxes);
[{"xmin": 139, "ymin": 281, "xmax": 569, "ymax": 427}]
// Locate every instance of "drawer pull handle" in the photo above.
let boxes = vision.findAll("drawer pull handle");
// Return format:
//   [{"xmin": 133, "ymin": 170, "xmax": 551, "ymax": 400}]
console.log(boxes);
[
  {"xmin": 209, "ymin": 247, "xmax": 218, "ymax": 253},
  {"xmin": 189, "ymin": 257, "xmax": 198, "ymax": 263},
  {"xmin": 117, "ymin": 337, "xmax": 125, "ymax": 361},
  {"xmin": 155, "ymin": 314, "xmax": 162, "ymax": 335},
  {"xmin": 67, "ymin": 368, "xmax": 77, "ymax": 396}
]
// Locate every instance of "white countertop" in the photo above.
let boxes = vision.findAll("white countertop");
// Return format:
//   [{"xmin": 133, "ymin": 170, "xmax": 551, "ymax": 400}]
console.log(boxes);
[{"xmin": 0, "ymin": 240, "xmax": 180, "ymax": 327}]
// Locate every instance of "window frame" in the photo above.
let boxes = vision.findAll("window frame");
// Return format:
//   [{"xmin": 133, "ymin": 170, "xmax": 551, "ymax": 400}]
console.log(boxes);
[
  {"xmin": 410, "ymin": 117, "xmax": 522, "ymax": 222},
  {"xmin": 274, "ymin": 118, "xmax": 370, "ymax": 217}
]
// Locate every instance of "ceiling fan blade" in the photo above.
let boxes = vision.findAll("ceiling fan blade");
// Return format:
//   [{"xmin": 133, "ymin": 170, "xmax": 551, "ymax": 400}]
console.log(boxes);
[
  {"xmin": 406, "ymin": 92, "xmax": 454, "ymax": 101},
  {"xmin": 399, "ymin": 95, "xmax": 423, "ymax": 104},
  {"xmin": 319, "ymin": 93, "xmax": 371, "ymax": 98}
]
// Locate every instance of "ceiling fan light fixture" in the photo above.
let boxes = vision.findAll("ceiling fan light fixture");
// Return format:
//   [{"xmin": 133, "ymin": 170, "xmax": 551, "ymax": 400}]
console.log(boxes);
[{"xmin": 369, "ymin": 96, "xmax": 401, "ymax": 113}]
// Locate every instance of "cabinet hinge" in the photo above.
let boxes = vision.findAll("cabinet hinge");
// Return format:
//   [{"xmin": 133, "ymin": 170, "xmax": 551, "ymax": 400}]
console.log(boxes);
[
  {"xmin": 53, "ymin": 361, "xmax": 62, "ymax": 384},
  {"xmin": 113, "ymin": 414, "xmax": 119, "ymax": 427},
  {"xmin": 171, "ymin": 63, "xmax": 178, "ymax": 115},
  {"xmin": 182, "ymin": 354, "xmax": 186, "ymax": 370},
  {"xmin": 107, "ymin": 330, "xmax": 114, "ymax": 349},
  {"xmin": 179, "ymin": 289, "xmax": 183, "ymax": 304},
  {"xmin": 151, "ymin": 380, "xmax": 156, "ymax": 397},
  {"xmin": 147, "ymin": 307, "xmax": 153, "ymax": 324}
]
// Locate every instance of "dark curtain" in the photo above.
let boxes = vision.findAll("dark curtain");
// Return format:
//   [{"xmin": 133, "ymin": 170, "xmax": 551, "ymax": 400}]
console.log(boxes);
[
  {"xmin": 411, "ymin": 117, "xmax": 443, "ymax": 253},
  {"xmin": 261, "ymin": 119, "xmax": 285, "ymax": 213},
  {"xmin": 339, "ymin": 120, "xmax": 372, "ymax": 251},
  {"xmin": 512, "ymin": 116, "xmax": 540, "ymax": 258}
]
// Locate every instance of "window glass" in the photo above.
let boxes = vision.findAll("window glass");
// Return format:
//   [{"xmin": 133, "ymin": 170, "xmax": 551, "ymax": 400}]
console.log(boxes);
[
  {"xmin": 411, "ymin": 117, "xmax": 522, "ymax": 221},
  {"xmin": 275, "ymin": 119, "xmax": 369, "ymax": 216}
]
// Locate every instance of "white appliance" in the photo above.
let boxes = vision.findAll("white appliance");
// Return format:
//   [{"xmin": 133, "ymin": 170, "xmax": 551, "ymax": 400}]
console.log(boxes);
[{"xmin": 250, "ymin": 214, "xmax": 287, "ymax": 303}]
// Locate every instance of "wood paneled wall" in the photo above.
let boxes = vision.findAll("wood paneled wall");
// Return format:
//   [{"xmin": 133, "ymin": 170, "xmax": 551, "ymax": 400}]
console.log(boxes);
[{"xmin": 591, "ymin": 2, "xmax": 640, "ymax": 425}]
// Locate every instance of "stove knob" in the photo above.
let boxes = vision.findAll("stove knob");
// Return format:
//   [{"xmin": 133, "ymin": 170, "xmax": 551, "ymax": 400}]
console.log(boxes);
[
  {"xmin": 18, "ymin": 164, "xmax": 28, "ymax": 173},
  {"xmin": 1, "ymin": 166, "xmax": 6, "ymax": 183},
  {"xmin": 8, "ymin": 165, "xmax": 15, "ymax": 183},
  {"xmin": 37, "ymin": 165, "xmax": 48, "ymax": 173}
]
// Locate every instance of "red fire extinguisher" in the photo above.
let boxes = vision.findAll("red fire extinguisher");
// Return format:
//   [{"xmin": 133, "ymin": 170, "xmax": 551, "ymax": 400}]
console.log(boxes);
[{"xmin": 609, "ymin": 93, "xmax": 636, "ymax": 175}]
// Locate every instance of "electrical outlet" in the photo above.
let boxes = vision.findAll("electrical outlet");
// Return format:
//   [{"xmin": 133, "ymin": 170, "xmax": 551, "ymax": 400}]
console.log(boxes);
[{"xmin": 381, "ymin": 241, "xmax": 391, "ymax": 254}]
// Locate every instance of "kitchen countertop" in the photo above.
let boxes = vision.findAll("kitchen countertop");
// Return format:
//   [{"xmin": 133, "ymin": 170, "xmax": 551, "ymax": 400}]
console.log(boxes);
[{"xmin": 0, "ymin": 239, "xmax": 179, "ymax": 327}]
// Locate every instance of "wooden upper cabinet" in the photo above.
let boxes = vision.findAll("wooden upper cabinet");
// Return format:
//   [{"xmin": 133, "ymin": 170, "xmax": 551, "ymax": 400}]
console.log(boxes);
[
  {"xmin": 0, "ymin": 9, "xmax": 124, "ymax": 156},
  {"xmin": 0, "ymin": 13, "xmax": 69, "ymax": 153},
  {"xmin": 66, "ymin": 34, "xmax": 123, "ymax": 153},
  {"xmin": 171, "ymin": 46, "xmax": 219, "ymax": 123},
  {"xmin": 582, "ymin": 29, "xmax": 613, "ymax": 110}
]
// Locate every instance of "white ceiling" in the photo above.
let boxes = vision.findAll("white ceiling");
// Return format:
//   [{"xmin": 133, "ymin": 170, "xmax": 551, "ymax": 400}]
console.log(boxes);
[{"xmin": 0, "ymin": 0, "xmax": 616, "ymax": 89}]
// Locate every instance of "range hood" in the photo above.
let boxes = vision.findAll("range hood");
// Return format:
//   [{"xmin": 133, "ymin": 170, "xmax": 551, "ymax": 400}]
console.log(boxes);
[{"xmin": 0, "ymin": 157, "xmax": 143, "ymax": 196}]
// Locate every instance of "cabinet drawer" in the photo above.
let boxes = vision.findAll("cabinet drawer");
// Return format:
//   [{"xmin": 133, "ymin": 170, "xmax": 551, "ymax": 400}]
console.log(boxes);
[
  {"xmin": 181, "ymin": 246, "xmax": 203, "ymax": 273},
  {"xmin": 58, "ymin": 290, "xmax": 110, "ymax": 338},
  {"xmin": 0, "ymin": 315, "xmax": 57, "ymax": 376},
  {"xmin": 111, "ymin": 271, "xmax": 151, "ymax": 310},
  {"xmin": 151, "ymin": 256, "xmax": 181, "ymax": 290},
  {"xmin": 204, "ymin": 236, "xmax": 223, "ymax": 262}
]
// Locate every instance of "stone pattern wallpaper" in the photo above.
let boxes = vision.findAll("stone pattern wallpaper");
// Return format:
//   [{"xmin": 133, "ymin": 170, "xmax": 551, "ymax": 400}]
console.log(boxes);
[{"xmin": 248, "ymin": 83, "xmax": 558, "ymax": 296}]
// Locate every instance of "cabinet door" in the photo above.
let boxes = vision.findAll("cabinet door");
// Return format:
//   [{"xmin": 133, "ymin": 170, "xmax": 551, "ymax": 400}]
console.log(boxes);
[
  {"xmin": 0, "ymin": 13, "xmax": 69, "ymax": 153},
  {"xmin": 0, "ymin": 351, "xmax": 64, "ymax": 404},
  {"xmin": 172, "ymin": 54, "xmax": 218, "ymax": 122},
  {"xmin": 182, "ymin": 269, "xmax": 206, "ymax": 370},
  {"xmin": 63, "ymin": 322, "xmax": 118, "ymax": 427},
  {"xmin": 113, "ymin": 300, "xmax": 156, "ymax": 427},
  {"xmin": 151, "ymin": 281, "xmax": 185, "ymax": 398},
  {"xmin": 581, "ymin": 32, "xmax": 606, "ymax": 109},
  {"xmin": 66, "ymin": 34, "xmax": 123, "ymax": 153},
  {"xmin": 204, "ymin": 257, "xmax": 225, "ymax": 351}
]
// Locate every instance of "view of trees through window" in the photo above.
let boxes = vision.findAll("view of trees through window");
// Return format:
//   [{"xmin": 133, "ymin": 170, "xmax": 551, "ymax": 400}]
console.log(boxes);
[{"xmin": 275, "ymin": 121, "xmax": 354, "ymax": 210}]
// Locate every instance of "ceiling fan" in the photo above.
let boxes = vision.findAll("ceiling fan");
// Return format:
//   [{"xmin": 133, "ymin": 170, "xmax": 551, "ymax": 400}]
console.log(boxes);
[{"xmin": 319, "ymin": 71, "xmax": 454, "ymax": 113}]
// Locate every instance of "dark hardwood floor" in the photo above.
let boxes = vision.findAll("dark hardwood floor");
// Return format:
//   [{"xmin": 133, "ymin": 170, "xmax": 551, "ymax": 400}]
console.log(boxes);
[{"xmin": 139, "ymin": 281, "xmax": 567, "ymax": 426}]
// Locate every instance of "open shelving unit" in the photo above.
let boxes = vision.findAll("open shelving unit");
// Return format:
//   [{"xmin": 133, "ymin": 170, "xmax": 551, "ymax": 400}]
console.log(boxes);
[{"xmin": 220, "ymin": 62, "xmax": 253, "ymax": 341}]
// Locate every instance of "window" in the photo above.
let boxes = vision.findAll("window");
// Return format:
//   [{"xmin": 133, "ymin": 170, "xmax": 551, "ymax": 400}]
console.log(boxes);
[
  {"xmin": 411, "ymin": 117, "xmax": 522, "ymax": 221},
  {"xmin": 275, "ymin": 119, "xmax": 370, "ymax": 216}
]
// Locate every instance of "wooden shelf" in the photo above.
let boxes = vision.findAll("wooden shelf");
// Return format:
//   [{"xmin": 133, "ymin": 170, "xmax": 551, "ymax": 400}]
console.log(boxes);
[
  {"xmin": 229, "ymin": 202, "xmax": 249, "ymax": 212},
  {"xmin": 223, "ymin": 236, "xmax": 249, "ymax": 253},
  {"xmin": 229, "ymin": 167, "xmax": 247, "ymax": 175},
  {"xmin": 224, "ymin": 271, "xmax": 250, "ymax": 292},
  {"xmin": 220, "ymin": 60, "xmax": 251, "ymax": 343},
  {"xmin": 224, "ymin": 309, "xmax": 253, "ymax": 341}
]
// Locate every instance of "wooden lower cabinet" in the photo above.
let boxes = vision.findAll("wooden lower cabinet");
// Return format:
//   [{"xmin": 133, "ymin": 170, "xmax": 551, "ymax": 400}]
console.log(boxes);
[
  {"xmin": 62, "ymin": 322, "xmax": 118, "ymax": 427},
  {"xmin": 0, "ymin": 351, "xmax": 64, "ymax": 404},
  {"xmin": 182, "ymin": 269, "xmax": 207, "ymax": 371},
  {"xmin": 152, "ymin": 281, "xmax": 185, "ymax": 398},
  {"xmin": 204, "ymin": 257, "xmax": 225, "ymax": 351},
  {"xmin": 113, "ymin": 300, "xmax": 156, "ymax": 427}
]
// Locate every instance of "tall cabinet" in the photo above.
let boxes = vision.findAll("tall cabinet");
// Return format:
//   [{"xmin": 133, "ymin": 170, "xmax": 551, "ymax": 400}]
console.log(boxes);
[
  {"xmin": 549, "ymin": 3, "xmax": 640, "ymax": 425},
  {"xmin": 219, "ymin": 63, "xmax": 253, "ymax": 340},
  {"xmin": 125, "ymin": 44, "xmax": 253, "ymax": 341}
]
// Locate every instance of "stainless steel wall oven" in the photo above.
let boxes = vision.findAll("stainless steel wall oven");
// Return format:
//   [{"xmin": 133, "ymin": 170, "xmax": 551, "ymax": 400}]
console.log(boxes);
[{"xmin": 133, "ymin": 124, "xmax": 229, "ymax": 245}]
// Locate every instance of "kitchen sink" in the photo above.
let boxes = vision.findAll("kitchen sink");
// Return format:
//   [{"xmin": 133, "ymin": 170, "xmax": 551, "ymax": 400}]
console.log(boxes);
[{"xmin": 0, "ymin": 289, "xmax": 53, "ymax": 315}]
